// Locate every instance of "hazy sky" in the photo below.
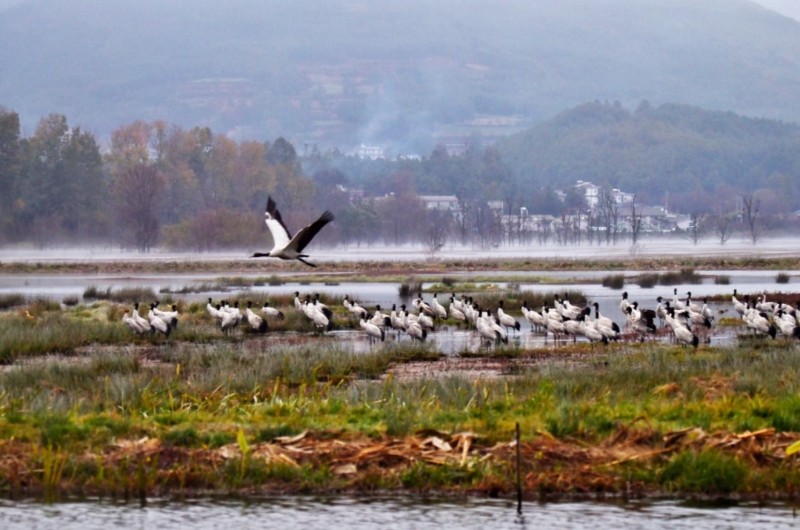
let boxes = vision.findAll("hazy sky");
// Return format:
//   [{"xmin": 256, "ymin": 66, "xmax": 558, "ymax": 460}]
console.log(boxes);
[
  {"xmin": 1, "ymin": 0, "xmax": 799, "ymax": 20},
  {"xmin": 752, "ymin": 0, "xmax": 800, "ymax": 20}
]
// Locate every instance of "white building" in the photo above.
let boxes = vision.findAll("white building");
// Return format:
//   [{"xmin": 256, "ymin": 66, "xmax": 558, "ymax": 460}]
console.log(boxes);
[
  {"xmin": 355, "ymin": 144, "xmax": 385, "ymax": 160},
  {"xmin": 419, "ymin": 195, "xmax": 459, "ymax": 212}
]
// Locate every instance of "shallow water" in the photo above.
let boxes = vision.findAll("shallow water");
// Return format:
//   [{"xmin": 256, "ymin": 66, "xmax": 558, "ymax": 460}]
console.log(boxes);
[
  {"xmin": 0, "ymin": 497, "xmax": 796, "ymax": 530},
  {"xmin": 1, "ymin": 269, "xmax": 794, "ymax": 353}
]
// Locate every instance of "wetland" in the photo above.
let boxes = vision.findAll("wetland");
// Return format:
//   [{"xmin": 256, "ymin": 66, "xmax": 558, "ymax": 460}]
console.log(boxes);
[{"xmin": 1, "ymin": 253, "xmax": 799, "ymax": 516}]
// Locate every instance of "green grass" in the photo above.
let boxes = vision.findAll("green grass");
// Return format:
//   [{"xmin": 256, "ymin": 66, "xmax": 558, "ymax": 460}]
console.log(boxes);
[
  {"xmin": 1, "ymin": 296, "xmax": 800, "ymax": 499},
  {"xmin": 659, "ymin": 450, "xmax": 748, "ymax": 495}
]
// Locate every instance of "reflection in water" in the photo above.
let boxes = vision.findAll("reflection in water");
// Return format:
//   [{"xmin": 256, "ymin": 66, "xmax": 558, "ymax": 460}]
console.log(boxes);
[{"xmin": 0, "ymin": 497, "xmax": 795, "ymax": 530}]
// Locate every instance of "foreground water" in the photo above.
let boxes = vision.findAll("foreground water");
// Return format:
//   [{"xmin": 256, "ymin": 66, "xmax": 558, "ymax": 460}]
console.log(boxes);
[{"xmin": 0, "ymin": 497, "xmax": 796, "ymax": 529}]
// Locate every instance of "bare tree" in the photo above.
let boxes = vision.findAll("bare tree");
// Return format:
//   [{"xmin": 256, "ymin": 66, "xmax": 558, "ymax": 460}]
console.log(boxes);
[
  {"xmin": 537, "ymin": 217, "xmax": 552, "ymax": 245},
  {"xmin": 741, "ymin": 193, "xmax": 761, "ymax": 244},
  {"xmin": 115, "ymin": 164, "xmax": 164, "ymax": 252},
  {"xmin": 597, "ymin": 187, "xmax": 619, "ymax": 245},
  {"xmin": 711, "ymin": 213, "xmax": 733, "ymax": 245},
  {"xmin": 685, "ymin": 212, "xmax": 705, "ymax": 245},
  {"xmin": 630, "ymin": 195, "xmax": 643, "ymax": 246},
  {"xmin": 425, "ymin": 209, "xmax": 450, "ymax": 255},
  {"xmin": 585, "ymin": 209, "xmax": 597, "ymax": 246}
]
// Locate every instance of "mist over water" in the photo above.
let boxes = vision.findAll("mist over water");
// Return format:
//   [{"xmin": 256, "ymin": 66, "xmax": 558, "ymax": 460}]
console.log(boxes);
[{"xmin": 3, "ymin": 236, "xmax": 800, "ymax": 263}]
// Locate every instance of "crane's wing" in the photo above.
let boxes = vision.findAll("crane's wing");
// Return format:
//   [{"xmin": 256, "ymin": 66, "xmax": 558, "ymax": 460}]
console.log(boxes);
[
  {"xmin": 288, "ymin": 210, "xmax": 334, "ymax": 253},
  {"xmin": 264, "ymin": 197, "xmax": 292, "ymax": 250}
]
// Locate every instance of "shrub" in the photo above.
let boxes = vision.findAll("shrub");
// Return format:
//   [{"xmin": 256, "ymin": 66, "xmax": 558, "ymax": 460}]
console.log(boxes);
[
  {"xmin": 62, "ymin": 296, "xmax": 80, "ymax": 307},
  {"xmin": 637, "ymin": 273, "xmax": 659, "ymax": 288}
]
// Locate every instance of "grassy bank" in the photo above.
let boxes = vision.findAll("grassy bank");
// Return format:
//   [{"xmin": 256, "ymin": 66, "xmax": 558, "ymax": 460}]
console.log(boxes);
[
  {"xmin": 1, "ymin": 320, "xmax": 799, "ymax": 500},
  {"xmin": 1, "ymin": 291, "xmax": 799, "ymax": 502},
  {"xmin": 2, "ymin": 255, "xmax": 800, "ymax": 276}
]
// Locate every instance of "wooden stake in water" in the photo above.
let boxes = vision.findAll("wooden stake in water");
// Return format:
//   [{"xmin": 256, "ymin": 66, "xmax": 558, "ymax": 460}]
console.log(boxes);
[{"xmin": 516, "ymin": 421, "xmax": 522, "ymax": 514}]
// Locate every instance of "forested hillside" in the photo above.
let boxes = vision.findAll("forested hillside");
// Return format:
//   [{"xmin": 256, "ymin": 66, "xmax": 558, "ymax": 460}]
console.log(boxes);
[{"xmin": 496, "ymin": 101, "xmax": 800, "ymax": 208}]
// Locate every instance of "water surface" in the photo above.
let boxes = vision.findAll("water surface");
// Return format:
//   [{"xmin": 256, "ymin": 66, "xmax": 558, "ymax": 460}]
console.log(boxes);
[{"xmin": 0, "ymin": 497, "xmax": 796, "ymax": 530}]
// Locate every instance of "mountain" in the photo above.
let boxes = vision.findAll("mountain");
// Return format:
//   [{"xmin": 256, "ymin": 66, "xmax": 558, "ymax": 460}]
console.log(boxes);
[
  {"xmin": 1, "ymin": 0, "xmax": 800, "ymax": 151},
  {"xmin": 496, "ymin": 101, "xmax": 800, "ymax": 205}
]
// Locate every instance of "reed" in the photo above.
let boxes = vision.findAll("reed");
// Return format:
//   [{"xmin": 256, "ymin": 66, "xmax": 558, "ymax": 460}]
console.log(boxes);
[
  {"xmin": 398, "ymin": 277, "xmax": 423, "ymax": 298},
  {"xmin": 83, "ymin": 286, "xmax": 159, "ymax": 303},
  {"xmin": 0, "ymin": 293, "xmax": 26, "ymax": 309},
  {"xmin": 636, "ymin": 273, "xmax": 659, "ymax": 288},
  {"xmin": 601, "ymin": 274, "xmax": 625, "ymax": 289}
]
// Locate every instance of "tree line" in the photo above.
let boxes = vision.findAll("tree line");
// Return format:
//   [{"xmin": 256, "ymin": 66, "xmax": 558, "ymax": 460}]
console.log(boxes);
[{"xmin": 2, "ymin": 102, "xmax": 798, "ymax": 252}]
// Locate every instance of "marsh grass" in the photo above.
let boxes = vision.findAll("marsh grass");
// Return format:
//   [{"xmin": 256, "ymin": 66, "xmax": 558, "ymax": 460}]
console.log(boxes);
[
  {"xmin": 776, "ymin": 272, "xmax": 791, "ymax": 284},
  {"xmin": 659, "ymin": 450, "xmax": 748, "ymax": 494},
  {"xmin": 0, "ymin": 293, "xmax": 26, "ymax": 309},
  {"xmin": 398, "ymin": 278, "xmax": 423, "ymax": 298},
  {"xmin": 714, "ymin": 275, "xmax": 731, "ymax": 285},
  {"xmin": 601, "ymin": 274, "xmax": 625, "ymax": 289},
  {"xmin": 658, "ymin": 268, "xmax": 701, "ymax": 285},
  {"xmin": 0, "ymin": 313, "xmax": 130, "ymax": 362},
  {"xmin": 2, "ymin": 331, "xmax": 800, "ymax": 497},
  {"xmin": 636, "ymin": 273, "xmax": 659, "ymax": 288},
  {"xmin": 83, "ymin": 286, "xmax": 159, "ymax": 303}
]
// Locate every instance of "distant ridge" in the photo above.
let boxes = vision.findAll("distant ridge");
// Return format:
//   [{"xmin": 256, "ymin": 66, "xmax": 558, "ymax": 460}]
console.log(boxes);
[
  {"xmin": 497, "ymin": 101, "xmax": 800, "ymax": 198},
  {"xmin": 1, "ymin": 0, "xmax": 799, "ymax": 150}
]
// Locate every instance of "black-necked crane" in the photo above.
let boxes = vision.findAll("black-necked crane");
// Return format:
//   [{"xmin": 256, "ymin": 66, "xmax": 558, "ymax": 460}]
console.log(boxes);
[
  {"xmin": 122, "ymin": 310, "xmax": 146, "ymax": 334},
  {"xmin": 245, "ymin": 301, "xmax": 268, "ymax": 333},
  {"xmin": 147, "ymin": 303, "xmax": 171, "ymax": 336},
  {"xmin": 261, "ymin": 302, "xmax": 285, "ymax": 320},
  {"xmin": 620, "ymin": 291, "xmax": 631, "ymax": 317},
  {"xmin": 369, "ymin": 305, "xmax": 391, "ymax": 329},
  {"xmin": 252, "ymin": 196, "xmax": 334, "ymax": 267},
  {"xmin": 343, "ymin": 295, "xmax": 368, "ymax": 319},
  {"xmin": 579, "ymin": 319, "xmax": 608, "ymax": 346},
  {"xmin": 626, "ymin": 303, "xmax": 656, "ymax": 340},
  {"xmin": 775, "ymin": 310, "xmax": 800, "ymax": 339},
  {"xmin": 132, "ymin": 303, "xmax": 152, "ymax": 332},
  {"xmin": 360, "ymin": 318, "xmax": 385, "ymax": 343},
  {"xmin": 431, "ymin": 293, "xmax": 448, "ymax": 320},
  {"xmin": 732, "ymin": 289, "xmax": 747, "ymax": 317},
  {"xmin": 667, "ymin": 308, "xmax": 699, "ymax": 349},
  {"xmin": 406, "ymin": 320, "xmax": 428, "ymax": 342},
  {"xmin": 152, "ymin": 303, "xmax": 179, "ymax": 328},
  {"xmin": 496, "ymin": 300, "xmax": 521, "ymax": 334},
  {"xmin": 389, "ymin": 304, "xmax": 407, "ymax": 335},
  {"xmin": 448, "ymin": 296, "xmax": 467, "ymax": 323},
  {"xmin": 592, "ymin": 302, "xmax": 620, "ymax": 335},
  {"xmin": 744, "ymin": 305, "xmax": 777, "ymax": 339},
  {"xmin": 521, "ymin": 301, "xmax": 546, "ymax": 332}
]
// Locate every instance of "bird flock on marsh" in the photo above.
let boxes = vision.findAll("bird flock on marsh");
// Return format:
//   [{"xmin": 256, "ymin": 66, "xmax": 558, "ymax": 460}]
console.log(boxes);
[
  {"xmin": 121, "ymin": 287, "xmax": 800, "ymax": 349},
  {"xmin": 123, "ymin": 196, "xmax": 799, "ymax": 348}
]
